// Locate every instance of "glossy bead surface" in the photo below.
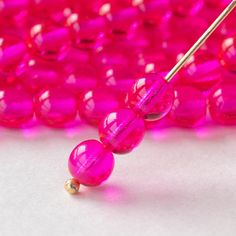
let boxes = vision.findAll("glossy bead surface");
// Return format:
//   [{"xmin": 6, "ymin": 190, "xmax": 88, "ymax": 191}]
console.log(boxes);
[
  {"xmin": 170, "ymin": 86, "xmax": 207, "ymax": 127},
  {"xmin": 180, "ymin": 51, "xmax": 223, "ymax": 91},
  {"xmin": 17, "ymin": 56, "xmax": 63, "ymax": 93},
  {"xmin": 35, "ymin": 87, "xmax": 77, "ymax": 127},
  {"xmin": 209, "ymin": 82, "xmax": 236, "ymax": 125},
  {"xmin": 0, "ymin": 87, "xmax": 34, "ymax": 127},
  {"xmin": 170, "ymin": 0, "xmax": 203, "ymax": 16},
  {"xmin": 99, "ymin": 109, "xmax": 145, "ymax": 154},
  {"xmin": 220, "ymin": 36, "xmax": 236, "ymax": 72},
  {"xmin": 78, "ymin": 88, "xmax": 121, "ymax": 126},
  {"xmin": 27, "ymin": 23, "xmax": 71, "ymax": 61},
  {"xmin": 63, "ymin": 63, "xmax": 98, "ymax": 95},
  {"xmin": 68, "ymin": 140, "xmax": 115, "ymax": 186},
  {"xmin": 0, "ymin": 35, "xmax": 27, "ymax": 77},
  {"xmin": 127, "ymin": 74, "xmax": 174, "ymax": 121}
]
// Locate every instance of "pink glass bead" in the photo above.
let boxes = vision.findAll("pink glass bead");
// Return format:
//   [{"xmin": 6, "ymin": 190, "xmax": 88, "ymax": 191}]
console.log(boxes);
[
  {"xmin": 209, "ymin": 82, "xmax": 236, "ymax": 125},
  {"xmin": 99, "ymin": 108, "xmax": 145, "ymax": 154},
  {"xmin": 127, "ymin": 74, "xmax": 174, "ymax": 121},
  {"xmin": 105, "ymin": 6, "xmax": 140, "ymax": 37},
  {"xmin": 78, "ymin": 88, "xmax": 121, "ymax": 126},
  {"xmin": 27, "ymin": 23, "xmax": 71, "ymax": 61},
  {"xmin": 99, "ymin": 65, "xmax": 136, "ymax": 98},
  {"xmin": 0, "ymin": 35, "xmax": 27, "ymax": 78},
  {"xmin": 170, "ymin": 0, "xmax": 204, "ymax": 16},
  {"xmin": 139, "ymin": 0, "xmax": 171, "ymax": 26},
  {"xmin": 63, "ymin": 63, "xmax": 98, "ymax": 96},
  {"xmin": 68, "ymin": 140, "xmax": 115, "ymax": 186},
  {"xmin": 17, "ymin": 56, "xmax": 63, "ymax": 93},
  {"xmin": 170, "ymin": 86, "xmax": 207, "ymax": 127},
  {"xmin": 180, "ymin": 50, "xmax": 223, "ymax": 91},
  {"xmin": 66, "ymin": 13, "xmax": 107, "ymax": 50},
  {"xmin": 0, "ymin": 87, "xmax": 34, "ymax": 128},
  {"xmin": 219, "ymin": 36, "xmax": 236, "ymax": 72},
  {"xmin": 35, "ymin": 87, "xmax": 77, "ymax": 127}
]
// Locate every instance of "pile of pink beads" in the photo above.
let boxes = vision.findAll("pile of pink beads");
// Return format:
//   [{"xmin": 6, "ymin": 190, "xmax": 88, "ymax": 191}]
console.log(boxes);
[{"xmin": 0, "ymin": 0, "xmax": 236, "ymax": 189}]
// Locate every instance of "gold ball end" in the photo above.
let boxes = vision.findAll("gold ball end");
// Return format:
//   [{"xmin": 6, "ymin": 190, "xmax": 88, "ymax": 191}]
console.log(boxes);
[{"xmin": 64, "ymin": 178, "xmax": 80, "ymax": 195}]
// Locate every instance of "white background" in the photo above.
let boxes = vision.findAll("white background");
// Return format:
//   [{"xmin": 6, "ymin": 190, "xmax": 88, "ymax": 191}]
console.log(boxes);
[{"xmin": 1, "ymin": 124, "xmax": 236, "ymax": 236}]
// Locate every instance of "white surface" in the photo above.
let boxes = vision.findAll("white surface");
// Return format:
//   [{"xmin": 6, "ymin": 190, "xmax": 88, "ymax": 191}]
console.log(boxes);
[{"xmin": 0, "ymin": 125, "xmax": 236, "ymax": 236}]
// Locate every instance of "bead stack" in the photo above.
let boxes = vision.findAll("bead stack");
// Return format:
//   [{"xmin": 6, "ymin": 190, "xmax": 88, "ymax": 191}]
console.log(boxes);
[{"xmin": 0, "ymin": 0, "xmax": 235, "ymax": 192}]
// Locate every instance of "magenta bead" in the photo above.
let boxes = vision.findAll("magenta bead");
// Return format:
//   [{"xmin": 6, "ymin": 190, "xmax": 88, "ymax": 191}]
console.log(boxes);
[
  {"xmin": 100, "ymin": 65, "xmax": 136, "ymax": 97},
  {"xmin": 209, "ymin": 82, "xmax": 236, "ymax": 125},
  {"xmin": 78, "ymin": 88, "xmax": 121, "ymax": 126},
  {"xmin": 35, "ymin": 87, "xmax": 77, "ymax": 127},
  {"xmin": 0, "ymin": 35, "xmax": 27, "ymax": 77},
  {"xmin": 0, "ymin": 87, "xmax": 34, "ymax": 128},
  {"xmin": 139, "ymin": 0, "xmax": 171, "ymax": 25},
  {"xmin": 17, "ymin": 56, "xmax": 63, "ymax": 93},
  {"xmin": 170, "ymin": 0, "xmax": 203, "ymax": 16},
  {"xmin": 28, "ymin": 23, "xmax": 71, "ymax": 61},
  {"xmin": 99, "ymin": 109, "xmax": 145, "ymax": 154},
  {"xmin": 180, "ymin": 51, "xmax": 223, "ymax": 91},
  {"xmin": 170, "ymin": 86, "xmax": 207, "ymax": 127},
  {"xmin": 220, "ymin": 36, "xmax": 236, "ymax": 72},
  {"xmin": 63, "ymin": 63, "xmax": 98, "ymax": 96},
  {"xmin": 127, "ymin": 74, "xmax": 174, "ymax": 121},
  {"xmin": 68, "ymin": 140, "xmax": 115, "ymax": 186},
  {"xmin": 66, "ymin": 13, "xmax": 107, "ymax": 50}
]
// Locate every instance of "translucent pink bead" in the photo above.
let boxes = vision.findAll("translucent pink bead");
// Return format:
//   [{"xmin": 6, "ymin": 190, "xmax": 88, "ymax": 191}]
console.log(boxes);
[
  {"xmin": 105, "ymin": 7, "xmax": 140, "ymax": 36},
  {"xmin": 78, "ymin": 88, "xmax": 121, "ymax": 126},
  {"xmin": 209, "ymin": 82, "xmax": 236, "ymax": 125},
  {"xmin": 27, "ymin": 23, "xmax": 71, "ymax": 61},
  {"xmin": 180, "ymin": 50, "xmax": 223, "ymax": 91},
  {"xmin": 0, "ymin": 35, "xmax": 27, "ymax": 77},
  {"xmin": 99, "ymin": 108, "xmax": 145, "ymax": 154},
  {"xmin": 68, "ymin": 140, "xmax": 115, "ymax": 186},
  {"xmin": 35, "ymin": 87, "xmax": 77, "ymax": 127},
  {"xmin": 0, "ymin": 87, "xmax": 34, "ymax": 128},
  {"xmin": 139, "ymin": 0, "xmax": 171, "ymax": 25},
  {"xmin": 66, "ymin": 13, "xmax": 107, "ymax": 50},
  {"xmin": 17, "ymin": 56, "xmax": 63, "ymax": 93},
  {"xmin": 170, "ymin": 86, "xmax": 207, "ymax": 127},
  {"xmin": 99, "ymin": 65, "xmax": 136, "ymax": 97},
  {"xmin": 127, "ymin": 74, "xmax": 174, "ymax": 121},
  {"xmin": 220, "ymin": 36, "xmax": 236, "ymax": 72},
  {"xmin": 63, "ymin": 63, "xmax": 98, "ymax": 96},
  {"xmin": 170, "ymin": 0, "xmax": 204, "ymax": 16}
]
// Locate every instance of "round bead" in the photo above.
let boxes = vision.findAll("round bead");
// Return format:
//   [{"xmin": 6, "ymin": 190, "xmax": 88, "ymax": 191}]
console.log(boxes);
[
  {"xmin": 139, "ymin": 0, "xmax": 171, "ymax": 26},
  {"xmin": 219, "ymin": 36, "xmax": 236, "ymax": 72},
  {"xmin": 180, "ymin": 50, "xmax": 223, "ymax": 91},
  {"xmin": 99, "ymin": 65, "xmax": 136, "ymax": 98},
  {"xmin": 63, "ymin": 63, "xmax": 98, "ymax": 96},
  {"xmin": 27, "ymin": 23, "xmax": 71, "ymax": 61},
  {"xmin": 68, "ymin": 140, "xmax": 115, "ymax": 186},
  {"xmin": 170, "ymin": 86, "xmax": 207, "ymax": 127},
  {"xmin": 66, "ymin": 13, "xmax": 107, "ymax": 50},
  {"xmin": 0, "ymin": 35, "xmax": 27, "ymax": 78},
  {"xmin": 99, "ymin": 109, "xmax": 145, "ymax": 154},
  {"xmin": 170, "ymin": 0, "xmax": 203, "ymax": 16},
  {"xmin": 0, "ymin": 87, "xmax": 34, "ymax": 128},
  {"xmin": 17, "ymin": 56, "xmax": 63, "ymax": 93},
  {"xmin": 209, "ymin": 82, "xmax": 236, "ymax": 125},
  {"xmin": 78, "ymin": 88, "xmax": 121, "ymax": 126},
  {"xmin": 127, "ymin": 74, "xmax": 174, "ymax": 121},
  {"xmin": 35, "ymin": 87, "xmax": 77, "ymax": 127}
]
